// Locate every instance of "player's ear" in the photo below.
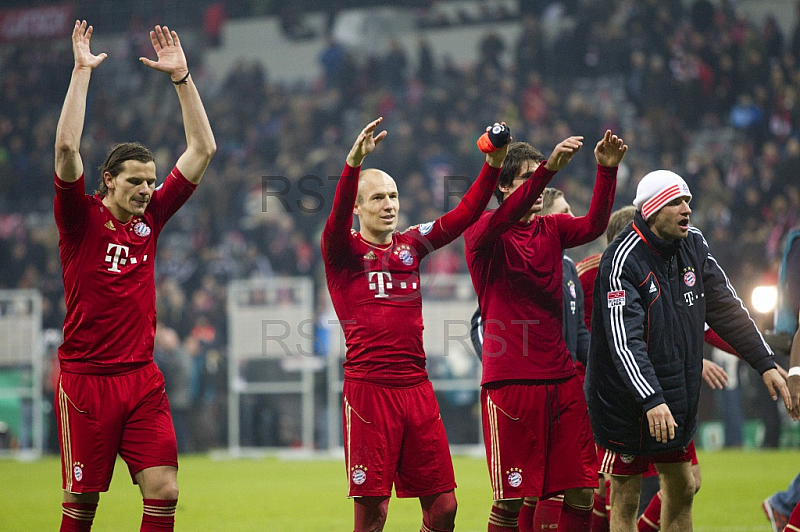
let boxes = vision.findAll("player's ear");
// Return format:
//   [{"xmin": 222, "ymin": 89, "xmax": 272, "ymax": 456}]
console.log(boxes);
[{"xmin": 104, "ymin": 172, "xmax": 115, "ymax": 190}]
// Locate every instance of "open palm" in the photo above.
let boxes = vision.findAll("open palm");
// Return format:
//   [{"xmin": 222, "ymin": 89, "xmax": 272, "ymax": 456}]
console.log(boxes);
[
  {"xmin": 72, "ymin": 20, "xmax": 106, "ymax": 70},
  {"xmin": 140, "ymin": 25, "xmax": 188, "ymax": 79},
  {"xmin": 594, "ymin": 130, "xmax": 628, "ymax": 167}
]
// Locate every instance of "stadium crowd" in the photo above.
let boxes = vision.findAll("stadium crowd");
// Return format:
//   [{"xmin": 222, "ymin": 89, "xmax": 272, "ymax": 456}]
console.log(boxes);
[{"xmin": 2, "ymin": 0, "xmax": 800, "ymax": 452}]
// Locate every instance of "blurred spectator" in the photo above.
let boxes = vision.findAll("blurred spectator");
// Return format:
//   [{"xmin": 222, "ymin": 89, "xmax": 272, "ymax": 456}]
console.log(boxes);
[{"xmin": 154, "ymin": 327, "xmax": 194, "ymax": 453}]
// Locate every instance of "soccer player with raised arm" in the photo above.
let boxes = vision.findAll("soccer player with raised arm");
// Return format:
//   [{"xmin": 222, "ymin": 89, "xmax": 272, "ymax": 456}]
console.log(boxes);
[
  {"xmin": 53, "ymin": 21, "xmax": 215, "ymax": 531},
  {"xmin": 464, "ymin": 131, "xmax": 627, "ymax": 532},
  {"xmin": 322, "ymin": 117, "xmax": 508, "ymax": 532}
]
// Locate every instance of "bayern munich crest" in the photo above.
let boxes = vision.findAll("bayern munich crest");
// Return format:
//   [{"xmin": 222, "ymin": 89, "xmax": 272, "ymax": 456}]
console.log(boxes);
[
  {"xmin": 398, "ymin": 249, "xmax": 413, "ymax": 266},
  {"xmin": 620, "ymin": 454, "xmax": 635, "ymax": 464},
  {"xmin": 73, "ymin": 463, "xmax": 84, "ymax": 482},
  {"xmin": 506, "ymin": 468, "xmax": 523, "ymax": 488},
  {"xmin": 569, "ymin": 282, "xmax": 577, "ymax": 298},
  {"xmin": 133, "ymin": 220, "xmax": 151, "ymax": 237},
  {"xmin": 351, "ymin": 466, "xmax": 367, "ymax": 485},
  {"xmin": 683, "ymin": 271, "xmax": 696, "ymax": 287}
]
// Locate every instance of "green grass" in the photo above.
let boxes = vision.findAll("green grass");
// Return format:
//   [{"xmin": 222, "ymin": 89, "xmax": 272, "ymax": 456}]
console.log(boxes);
[{"xmin": 1, "ymin": 449, "xmax": 795, "ymax": 531}]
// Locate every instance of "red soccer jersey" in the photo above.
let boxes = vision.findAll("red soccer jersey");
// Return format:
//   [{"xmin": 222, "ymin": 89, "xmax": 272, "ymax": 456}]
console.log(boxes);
[
  {"xmin": 322, "ymin": 162, "xmax": 500, "ymax": 387},
  {"xmin": 576, "ymin": 253, "xmax": 601, "ymax": 331},
  {"xmin": 464, "ymin": 164, "xmax": 617, "ymax": 384},
  {"xmin": 54, "ymin": 168, "xmax": 196, "ymax": 375}
]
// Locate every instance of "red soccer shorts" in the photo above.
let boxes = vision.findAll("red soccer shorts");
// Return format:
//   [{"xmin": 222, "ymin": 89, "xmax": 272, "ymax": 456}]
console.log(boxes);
[
  {"xmin": 481, "ymin": 376, "xmax": 597, "ymax": 500},
  {"xmin": 642, "ymin": 440, "xmax": 698, "ymax": 478},
  {"xmin": 56, "ymin": 363, "xmax": 178, "ymax": 493},
  {"xmin": 342, "ymin": 380, "xmax": 456, "ymax": 498},
  {"xmin": 598, "ymin": 441, "xmax": 695, "ymax": 477}
]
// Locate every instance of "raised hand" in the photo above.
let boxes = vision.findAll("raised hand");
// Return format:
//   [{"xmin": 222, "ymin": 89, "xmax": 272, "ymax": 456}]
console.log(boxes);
[
  {"xmin": 139, "ymin": 25, "xmax": 188, "ymax": 82},
  {"xmin": 544, "ymin": 136, "xmax": 583, "ymax": 171},
  {"xmin": 346, "ymin": 117, "xmax": 388, "ymax": 167},
  {"xmin": 484, "ymin": 122, "xmax": 511, "ymax": 169},
  {"xmin": 72, "ymin": 20, "xmax": 107, "ymax": 71},
  {"xmin": 594, "ymin": 129, "xmax": 628, "ymax": 167}
]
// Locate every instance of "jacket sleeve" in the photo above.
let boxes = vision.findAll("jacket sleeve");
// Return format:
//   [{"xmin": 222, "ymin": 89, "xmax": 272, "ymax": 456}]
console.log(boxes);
[
  {"xmin": 598, "ymin": 253, "xmax": 665, "ymax": 411},
  {"xmin": 470, "ymin": 306, "xmax": 483, "ymax": 361},
  {"xmin": 696, "ymin": 230, "xmax": 776, "ymax": 374},
  {"xmin": 575, "ymin": 273, "xmax": 590, "ymax": 366}
]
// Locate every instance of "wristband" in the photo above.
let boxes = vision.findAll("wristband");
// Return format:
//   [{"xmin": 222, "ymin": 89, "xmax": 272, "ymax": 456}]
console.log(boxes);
[
  {"xmin": 788, "ymin": 366, "xmax": 800, "ymax": 378},
  {"xmin": 172, "ymin": 72, "xmax": 190, "ymax": 85}
]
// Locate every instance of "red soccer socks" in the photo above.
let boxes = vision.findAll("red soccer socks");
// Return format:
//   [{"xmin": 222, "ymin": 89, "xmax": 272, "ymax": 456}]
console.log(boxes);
[
  {"xmin": 489, "ymin": 505, "xmax": 519, "ymax": 531},
  {"xmin": 60, "ymin": 502, "xmax": 97, "ymax": 532},
  {"xmin": 141, "ymin": 499, "xmax": 177, "ymax": 531}
]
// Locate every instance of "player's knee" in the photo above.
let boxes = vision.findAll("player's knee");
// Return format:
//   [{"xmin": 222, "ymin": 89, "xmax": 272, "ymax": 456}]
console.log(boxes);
[
  {"xmin": 163, "ymin": 482, "xmax": 179, "ymax": 501},
  {"xmin": 355, "ymin": 496, "xmax": 389, "ymax": 531},
  {"xmin": 150, "ymin": 477, "xmax": 179, "ymax": 501},
  {"xmin": 664, "ymin": 475, "xmax": 695, "ymax": 506},
  {"xmin": 494, "ymin": 498, "xmax": 524, "ymax": 513},
  {"xmin": 148, "ymin": 481, "xmax": 178, "ymax": 501},
  {"xmin": 564, "ymin": 487, "xmax": 594, "ymax": 508},
  {"xmin": 679, "ymin": 480, "xmax": 696, "ymax": 505},
  {"xmin": 611, "ymin": 486, "xmax": 640, "ymax": 519},
  {"xmin": 429, "ymin": 503, "xmax": 457, "ymax": 528},
  {"xmin": 615, "ymin": 495, "xmax": 639, "ymax": 518},
  {"xmin": 425, "ymin": 491, "xmax": 457, "ymax": 528},
  {"xmin": 692, "ymin": 466, "xmax": 702, "ymax": 494}
]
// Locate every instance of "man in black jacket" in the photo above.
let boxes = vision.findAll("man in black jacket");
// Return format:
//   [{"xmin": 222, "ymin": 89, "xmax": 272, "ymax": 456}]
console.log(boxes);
[{"xmin": 586, "ymin": 169, "xmax": 790, "ymax": 531}]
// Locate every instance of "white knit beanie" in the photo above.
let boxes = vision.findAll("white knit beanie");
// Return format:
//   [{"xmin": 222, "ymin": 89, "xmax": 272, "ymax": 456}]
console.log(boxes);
[{"xmin": 632, "ymin": 170, "xmax": 692, "ymax": 220}]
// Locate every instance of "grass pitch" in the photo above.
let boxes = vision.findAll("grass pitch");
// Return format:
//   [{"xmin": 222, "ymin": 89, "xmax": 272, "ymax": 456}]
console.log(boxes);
[{"xmin": 1, "ymin": 449, "xmax": 794, "ymax": 530}]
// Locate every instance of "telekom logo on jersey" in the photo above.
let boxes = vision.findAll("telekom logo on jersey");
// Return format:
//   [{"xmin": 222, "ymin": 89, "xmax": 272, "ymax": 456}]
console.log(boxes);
[
  {"xmin": 367, "ymin": 271, "xmax": 418, "ymax": 298},
  {"xmin": 104, "ymin": 243, "xmax": 148, "ymax": 273}
]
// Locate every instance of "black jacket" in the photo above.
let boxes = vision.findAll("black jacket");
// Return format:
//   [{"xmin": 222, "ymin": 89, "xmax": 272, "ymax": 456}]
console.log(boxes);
[
  {"xmin": 562, "ymin": 255, "xmax": 590, "ymax": 366},
  {"xmin": 586, "ymin": 212, "xmax": 776, "ymax": 455},
  {"xmin": 471, "ymin": 255, "xmax": 589, "ymax": 365}
]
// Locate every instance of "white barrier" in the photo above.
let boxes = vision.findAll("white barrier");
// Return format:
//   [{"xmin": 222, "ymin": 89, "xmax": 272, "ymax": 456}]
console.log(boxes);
[{"xmin": 0, "ymin": 289, "xmax": 43, "ymax": 458}]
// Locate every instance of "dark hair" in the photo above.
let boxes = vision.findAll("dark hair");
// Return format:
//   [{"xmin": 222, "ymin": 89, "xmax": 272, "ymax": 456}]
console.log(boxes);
[
  {"xmin": 96, "ymin": 142, "xmax": 154, "ymax": 195},
  {"xmin": 540, "ymin": 187, "xmax": 563, "ymax": 214},
  {"xmin": 606, "ymin": 205, "xmax": 636, "ymax": 244},
  {"xmin": 495, "ymin": 142, "xmax": 545, "ymax": 203}
]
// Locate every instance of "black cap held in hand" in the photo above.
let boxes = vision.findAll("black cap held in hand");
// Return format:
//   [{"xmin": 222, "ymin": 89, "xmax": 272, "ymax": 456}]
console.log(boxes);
[{"xmin": 477, "ymin": 123, "xmax": 511, "ymax": 153}]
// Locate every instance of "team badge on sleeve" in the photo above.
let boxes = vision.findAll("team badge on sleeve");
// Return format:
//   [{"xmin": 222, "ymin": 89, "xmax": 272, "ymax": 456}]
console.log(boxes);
[
  {"xmin": 418, "ymin": 221, "xmax": 435, "ymax": 235},
  {"xmin": 607, "ymin": 290, "xmax": 626, "ymax": 308}
]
